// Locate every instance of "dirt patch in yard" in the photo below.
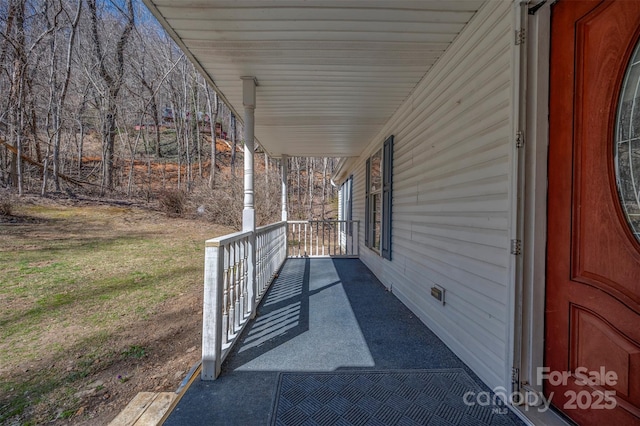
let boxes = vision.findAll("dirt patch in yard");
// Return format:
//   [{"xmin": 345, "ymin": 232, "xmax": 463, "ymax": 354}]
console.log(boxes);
[
  {"xmin": 62, "ymin": 285, "xmax": 202, "ymax": 426},
  {"xmin": 0, "ymin": 196, "xmax": 232, "ymax": 425}
]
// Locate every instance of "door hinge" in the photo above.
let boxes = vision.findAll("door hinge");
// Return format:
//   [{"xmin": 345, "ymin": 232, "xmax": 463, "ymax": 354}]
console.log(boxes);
[
  {"xmin": 515, "ymin": 28, "xmax": 526, "ymax": 45},
  {"xmin": 512, "ymin": 367, "xmax": 523, "ymax": 403},
  {"xmin": 510, "ymin": 239, "xmax": 522, "ymax": 255},
  {"xmin": 515, "ymin": 130, "xmax": 525, "ymax": 148},
  {"xmin": 512, "ymin": 367, "xmax": 520, "ymax": 384}
]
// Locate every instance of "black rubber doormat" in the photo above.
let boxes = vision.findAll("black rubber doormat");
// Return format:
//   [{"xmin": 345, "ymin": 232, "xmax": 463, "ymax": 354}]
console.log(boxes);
[{"xmin": 269, "ymin": 369, "xmax": 521, "ymax": 426}]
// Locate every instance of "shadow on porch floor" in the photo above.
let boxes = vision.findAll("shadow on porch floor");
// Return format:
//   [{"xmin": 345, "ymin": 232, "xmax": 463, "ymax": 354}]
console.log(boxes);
[{"xmin": 164, "ymin": 258, "xmax": 524, "ymax": 425}]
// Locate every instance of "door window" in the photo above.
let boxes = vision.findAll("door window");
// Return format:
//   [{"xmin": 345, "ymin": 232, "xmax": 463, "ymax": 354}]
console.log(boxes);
[{"xmin": 615, "ymin": 39, "xmax": 640, "ymax": 242}]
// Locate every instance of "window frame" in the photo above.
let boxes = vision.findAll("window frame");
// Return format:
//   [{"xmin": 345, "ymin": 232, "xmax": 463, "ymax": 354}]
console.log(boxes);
[
  {"xmin": 339, "ymin": 175, "xmax": 353, "ymax": 236},
  {"xmin": 365, "ymin": 135, "xmax": 393, "ymax": 260}
]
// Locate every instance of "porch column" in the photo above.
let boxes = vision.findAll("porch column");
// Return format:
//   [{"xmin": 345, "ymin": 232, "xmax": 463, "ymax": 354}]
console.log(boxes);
[
  {"xmin": 241, "ymin": 76, "xmax": 258, "ymax": 318},
  {"xmin": 281, "ymin": 154, "xmax": 288, "ymax": 221},
  {"xmin": 242, "ymin": 77, "xmax": 257, "ymax": 232}
]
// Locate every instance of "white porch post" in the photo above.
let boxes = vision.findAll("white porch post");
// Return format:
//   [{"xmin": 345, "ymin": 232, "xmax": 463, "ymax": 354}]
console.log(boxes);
[
  {"xmin": 241, "ymin": 76, "xmax": 258, "ymax": 318},
  {"xmin": 281, "ymin": 154, "xmax": 288, "ymax": 222},
  {"xmin": 201, "ymin": 241, "xmax": 223, "ymax": 380},
  {"xmin": 242, "ymin": 77, "xmax": 257, "ymax": 232},
  {"xmin": 281, "ymin": 154, "xmax": 289, "ymax": 258}
]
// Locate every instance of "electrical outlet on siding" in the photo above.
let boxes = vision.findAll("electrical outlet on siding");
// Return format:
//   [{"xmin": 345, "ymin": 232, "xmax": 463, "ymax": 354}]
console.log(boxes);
[{"xmin": 430, "ymin": 285, "xmax": 445, "ymax": 306}]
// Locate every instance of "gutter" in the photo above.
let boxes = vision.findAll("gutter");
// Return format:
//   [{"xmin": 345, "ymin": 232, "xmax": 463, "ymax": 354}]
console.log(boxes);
[{"xmin": 331, "ymin": 157, "xmax": 357, "ymax": 187}]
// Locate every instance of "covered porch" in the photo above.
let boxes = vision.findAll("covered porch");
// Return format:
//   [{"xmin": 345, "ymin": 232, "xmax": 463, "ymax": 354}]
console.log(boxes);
[
  {"xmin": 165, "ymin": 257, "xmax": 524, "ymax": 425},
  {"xmin": 136, "ymin": 1, "xmax": 549, "ymax": 424}
]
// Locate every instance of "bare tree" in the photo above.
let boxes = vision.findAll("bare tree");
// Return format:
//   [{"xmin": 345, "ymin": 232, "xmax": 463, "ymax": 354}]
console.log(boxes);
[
  {"xmin": 41, "ymin": 0, "xmax": 81, "ymax": 194},
  {"xmin": 135, "ymin": 28, "xmax": 164, "ymax": 159},
  {"xmin": 205, "ymin": 84, "xmax": 217, "ymax": 189},
  {"xmin": 87, "ymin": 0, "xmax": 134, "ymax": 192},
  {"xmin": 230, "ymin": 109, "xmax": 236, "ymax": 176},
  {"xmin": 2, "ymin": 0, "xmax": 59, "ymax": 194},
  {"xmin": 307, "ymin": 157, "xmax": 313, "ymax": 219},
  {"xmin": 322, "ymin": 157, "xmax": 327, "ymax": 219}
]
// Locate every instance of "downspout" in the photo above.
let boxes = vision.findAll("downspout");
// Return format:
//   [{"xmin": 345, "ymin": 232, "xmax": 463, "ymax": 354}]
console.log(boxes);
[{"xmin": 508, "ymin": 0, "xmax": 529, "ymax": 406}]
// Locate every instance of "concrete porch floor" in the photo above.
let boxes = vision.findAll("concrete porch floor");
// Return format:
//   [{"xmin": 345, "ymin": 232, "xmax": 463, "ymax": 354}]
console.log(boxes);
[{"xmin": 164, "ymin": 258, "xmax": 524, "ymax": 425}]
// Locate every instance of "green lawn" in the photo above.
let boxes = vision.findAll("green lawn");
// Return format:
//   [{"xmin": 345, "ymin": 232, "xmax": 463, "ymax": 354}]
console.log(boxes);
[{"xmin": 0, "ymin": 202, "xmax": 229, "ymax": 424}]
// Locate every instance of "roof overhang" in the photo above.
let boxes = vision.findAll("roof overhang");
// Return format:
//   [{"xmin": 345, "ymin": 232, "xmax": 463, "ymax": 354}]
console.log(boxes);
[{"xmin": 141, "ymin": 0, "xmax": 487, "ymax": 158}]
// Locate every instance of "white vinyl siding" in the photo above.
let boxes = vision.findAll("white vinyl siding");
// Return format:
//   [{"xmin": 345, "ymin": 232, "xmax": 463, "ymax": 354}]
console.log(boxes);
[{"xmin": 350, "ymin": 0, "xmax": 514, "ymax": 391}]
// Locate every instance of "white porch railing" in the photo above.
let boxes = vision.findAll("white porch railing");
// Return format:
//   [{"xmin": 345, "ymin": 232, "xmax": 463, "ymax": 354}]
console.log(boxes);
[
  {"xmin": 287, "ymin": 220, "xmax": 359, "ymax": 257},
  {"xmin": 201, "ymin": 221, "xmax": 287, "ymax": 380},
  {"xmin": 201, "ymin": 219, "xmax": 358, "ymax": 380},
  {"xmin": 256, "ymin": 221, "xmax": 288, "ymax": 298}
]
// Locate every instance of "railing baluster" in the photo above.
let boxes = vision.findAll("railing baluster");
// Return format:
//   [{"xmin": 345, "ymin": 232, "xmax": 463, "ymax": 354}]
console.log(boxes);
[
  {"xmin": 326, "ymin": 222, "xmax": 329, "ymax": 255},
  {"xmin": 326, "ymin": 222, "xmax": 329, "ymax": 256},
  {"xmin": 351, "ymin": 221, "xmax": 354, "ymax": 255},
  {"xmin": 222, "ymin": 248, "xmax": 229, "ymax": 344},
  {"xmin": 257, "ymin": 233, "xmax": 261, "ymax": 296},
  {"xmin": 332, "ymin": 222, "xmax": 335, "ymax": 255},
  {"xmin": 239, "ymin": 241, "xmax": 245, "ymax": 320},
  {"xmin": 329, "ymin": 222, "xmax": 333, "ymax": 255},
  {"xmin": 235, "ymin": 242, "xmax": 241, "ymax": 330},
  {"xmin": 256, "ymin": 234, "xmax": 260, "ymax": 297},
  {"xmin": 260, "ymin": 233, "xmax": 265, "ymax": 295},
  {"xmin": 229, "ymin": 244, "xmax": 236, "ymax": 335},
  {"xmin": 236, "ymin": 243, "xmax": 242, "ymax": 327},
  {"xmin": 263, "ymin": 233, "xmax": 268, "ymax": 285},
  {"xmin": 325, "ymin": 222, "xmax": 331, "ymax": 256},
  {"xmin": 350, "ymin": 222, "xmax": 354, "ymax": 255}
]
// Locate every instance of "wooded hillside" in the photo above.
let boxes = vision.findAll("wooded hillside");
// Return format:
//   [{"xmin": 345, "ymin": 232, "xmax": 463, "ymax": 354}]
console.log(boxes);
[{"xmin": 0, "ymin": 0, "xmax": 339, "ymax": 226}]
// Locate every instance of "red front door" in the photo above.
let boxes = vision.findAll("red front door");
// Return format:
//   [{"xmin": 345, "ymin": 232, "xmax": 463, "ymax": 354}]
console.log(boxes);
[{"xmin": 547, "ymin": 0, "xmax": 640, "ymax": 424}]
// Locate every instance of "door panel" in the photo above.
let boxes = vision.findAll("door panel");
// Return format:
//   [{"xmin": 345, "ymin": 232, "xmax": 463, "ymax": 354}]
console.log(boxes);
[
  {"xmin": 547, "ymin": 0, "xmax": 640, "ymax": 424},
  {"xmin": 571, "ymin": 307, "xmax": 640, "ymax": 405}
]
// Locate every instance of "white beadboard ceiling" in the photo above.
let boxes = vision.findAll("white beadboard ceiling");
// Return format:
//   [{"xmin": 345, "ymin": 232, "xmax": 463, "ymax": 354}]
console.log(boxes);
[{"xmin": 141, "ymin": 0, "xmax": 487, "ymax": 158}]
